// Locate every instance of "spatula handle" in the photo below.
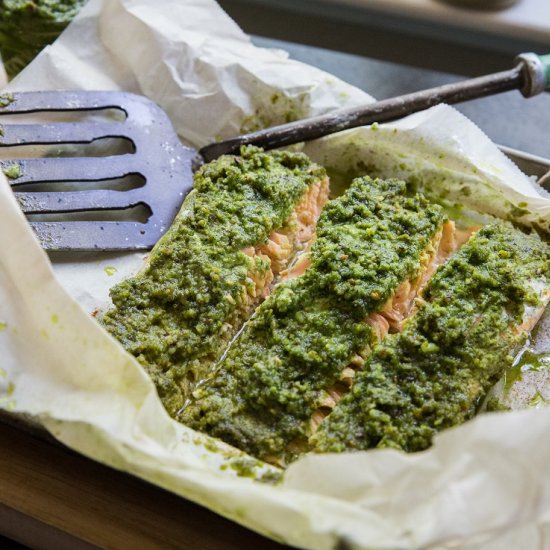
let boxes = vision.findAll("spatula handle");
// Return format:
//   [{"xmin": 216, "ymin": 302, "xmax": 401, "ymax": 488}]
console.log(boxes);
[{"xmin": 200, "ymin": 52, "xmax": 550, "ymax": 163}]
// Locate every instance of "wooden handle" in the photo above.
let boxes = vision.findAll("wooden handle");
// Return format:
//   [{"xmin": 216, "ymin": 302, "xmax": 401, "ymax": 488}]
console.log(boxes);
[{"xmin": 199, "ymin": 52, "xmax": 548, "ymax": 163}]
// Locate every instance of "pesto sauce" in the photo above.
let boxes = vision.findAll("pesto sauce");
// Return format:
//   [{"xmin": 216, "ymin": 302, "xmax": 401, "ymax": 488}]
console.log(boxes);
[
  {"xmin": 0, "ymin": 92, "xmax": 14, "ymax": 108},
  {"xmin": 183, "ymin": 177, "xmax": 444, "ymax": 463},
  {"xmin": 0, "ymin": 0, "xmax": 87, "ymax": 78},
  {"xmin": 1, "ymin": 161, "xmax": 21, "ymax": 179},
  {"xmin": 102, "ymin": 146, "xmax": 326, "ymax": 417},
  {"xmin": 313, "ymin": 223, "xmax": 550, "ymax": 453}
]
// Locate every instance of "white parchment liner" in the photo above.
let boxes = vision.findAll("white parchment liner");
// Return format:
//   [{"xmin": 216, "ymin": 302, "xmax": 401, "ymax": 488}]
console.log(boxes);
[{"xmin": 1, "ymin": 1, "xmax": 550, "ymax": 548}]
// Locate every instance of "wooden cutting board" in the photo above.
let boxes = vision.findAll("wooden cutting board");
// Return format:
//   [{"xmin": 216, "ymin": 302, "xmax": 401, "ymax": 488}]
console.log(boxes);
[{"xmin": 0, "ymin": 418, "xmax": 288, "ymax": 550}]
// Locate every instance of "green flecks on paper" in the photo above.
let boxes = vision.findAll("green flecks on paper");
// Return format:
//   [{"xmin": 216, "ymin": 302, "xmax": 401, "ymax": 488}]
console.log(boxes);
[
  {"xmin": 0, "ymin": 367, "xmax": 6, "ymax": 378},
  {"xmin": 203, "ymin": 438, "xmax": 221, "ymax": 454},
  {"xmin": 51, "ymin": 314, "xmax": 59, "ymax": 324},
  {"xmin": 104, "ymin": 266, "xmax": 118, "ymax": 277},
  {"xmin": 226, "ymin": 457, "xmax": 263, "ymax": 478},
  {"xmin": 240, "ymin": 93, "xmax": 309, "ymax": 133},
  {"xmin": 338, "ymin": 91, "xmax": 349, "ymax": 101},
  {"xmin": 2, "ymin": 162, "xmax": 21, "ymax": 180},
  {"xmin": 0, "ymin": 378, "xmax": 16, "ymax": 411},
  {"xmin": 509, "ymin": 204, "xmax": 530, "ymax": 219},
  {"xmin": 40, "ymin": 328, "xmax": 49, "ymax": 340},
  {"xmin": 0, "ymin": 321, "xmax": 7, "ymax": 332}
]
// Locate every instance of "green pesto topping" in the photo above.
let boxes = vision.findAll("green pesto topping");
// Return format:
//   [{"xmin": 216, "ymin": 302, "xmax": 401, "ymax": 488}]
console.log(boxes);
[
  {"xmin": 102, "ymin": 146, "xmax": 325, "ymax": 417},
  {"xmin": 0, "ymin": 0, "xmax": 87, "ymax": 78},
  {"xmin": 182, "ymin": 177, "xmax": 444, "ymax": 463},
  {"xmin": 313, "ymin": 223, "xmax": 550, "ymax": 454}
]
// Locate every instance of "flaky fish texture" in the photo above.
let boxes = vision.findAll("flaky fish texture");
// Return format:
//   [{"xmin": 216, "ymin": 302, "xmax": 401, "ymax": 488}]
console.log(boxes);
[
  {"xmin": 102, "ymin": 146, "xmax": 328, "ymax": 417},
  {"xmin": 182, "ymin": 177, "xmax": 446, "ymax": 466},
  {"xmin": 313, "ymin": 223, "xmax": 550, "ymax": 454}
]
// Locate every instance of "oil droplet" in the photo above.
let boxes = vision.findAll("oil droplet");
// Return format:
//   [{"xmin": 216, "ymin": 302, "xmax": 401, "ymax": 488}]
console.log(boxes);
[
  {"xmin": 104, "ymin": 266, "xmax": 118, "ymax": 276},
  {"xmin": 0, "ymin": 321, "xmax": 6, "ymax": 331},
  {"xmin": 51, "ymin": 314, "xmax": 59, "ymax": 324},
  {"xmin": 528, "ymin": 392, "xmax": 549, "ymax": 408}
]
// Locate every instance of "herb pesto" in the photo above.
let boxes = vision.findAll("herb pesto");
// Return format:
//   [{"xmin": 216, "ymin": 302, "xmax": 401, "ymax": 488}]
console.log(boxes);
[
  {"xmin": 313, "ymin": 223, "xmax": 550, "ymax": 453},
  {"xmin": 102, "ymin": 146, "xmax": 326, "ymax": 417},
  {"xmin": 183, "ymin": 177, "xmax": 444, "ymax": 464},
  {"xmin": 0, "ymin": 0, "xmax": 88, "ymax": 78}
]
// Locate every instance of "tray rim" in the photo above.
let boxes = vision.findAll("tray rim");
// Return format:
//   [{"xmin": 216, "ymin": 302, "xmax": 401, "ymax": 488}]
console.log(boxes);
[{"xmin": 499, "ymin": 144, "xmax": 550, "ymax": 182}]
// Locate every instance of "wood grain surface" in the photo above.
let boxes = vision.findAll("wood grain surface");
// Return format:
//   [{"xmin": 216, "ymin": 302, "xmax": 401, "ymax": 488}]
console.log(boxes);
[{"xmin": 0, "ymin": 421, "xmax": 290, "ymax": 550}]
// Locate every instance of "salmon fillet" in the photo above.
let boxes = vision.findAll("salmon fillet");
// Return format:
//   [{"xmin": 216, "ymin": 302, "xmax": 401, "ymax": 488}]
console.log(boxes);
[
  {"xmin": 312, "ymin": 223, "xmax": 550, "ymax": 454},
  {"xmin": 182, "ymin": 177, "xmax": 447, "ymax": 466},
  {"xmin": 101, "ymin": 146, "xmax": 328, "ymax": 417},
  {"xmin": 236, "ymin": 177, "xmax": 329, "ymax": 324},
  {"xmin": 308, "ymin": 220, "xmax": 458, "ymax": 434}
]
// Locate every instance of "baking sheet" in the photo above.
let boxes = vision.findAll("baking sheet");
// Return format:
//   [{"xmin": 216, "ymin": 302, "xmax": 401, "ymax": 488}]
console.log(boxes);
[{"xmin": 2, "ymin": 1, "xmax": 550, "ymax": 548}]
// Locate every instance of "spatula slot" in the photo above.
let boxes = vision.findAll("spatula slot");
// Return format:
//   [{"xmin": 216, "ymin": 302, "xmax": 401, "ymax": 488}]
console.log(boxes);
[
  {"xmin": 0, "ymin": 136, "xmax": 135, "ymax": 158},
  {"xmin": 0, "ymin": 91, "xmax": 197, "ymax": 250},
  {"xmin": 0, "ymin": 107, "xmax": 126, "ymax": 124},
  {"xmin": 25, "ymin": 202, "xmax": 152, "ymax": 223},
  {"xmin": 13, "ymin": 173, "xmax": 146, "ymax": 192}
]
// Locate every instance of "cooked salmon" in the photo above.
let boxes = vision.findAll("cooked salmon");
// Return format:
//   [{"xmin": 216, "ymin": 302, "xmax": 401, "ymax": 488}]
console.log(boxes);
[
  {"xmin": 101, "ymin": 147, "xmax": 329, "ymax": 417},
  {"xmin": 182, "ymin": 177, "xmax": 447, "ymax": 466},
  {"xmin": 307, "ymin": 221, "xmax": 458, "ymax": 435},
  {"xmin": 312, "ymin": 223, "xmax": 550, "ymax": 454},
  {"xmin": 241, "ymin": 177, "xmax": 329, "ymax": 315}
]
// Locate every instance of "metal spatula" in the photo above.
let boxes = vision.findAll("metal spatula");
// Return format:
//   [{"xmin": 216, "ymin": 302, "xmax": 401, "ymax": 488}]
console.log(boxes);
[{"xmin": 1, "ymin": 52, "xmax": 549, "ymax": 252}]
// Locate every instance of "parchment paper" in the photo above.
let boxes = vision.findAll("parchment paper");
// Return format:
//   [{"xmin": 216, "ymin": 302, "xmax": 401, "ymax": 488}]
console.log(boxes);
[{"xmin": 2, "ymin": 1, "xmax": 550, "ymax": 548}]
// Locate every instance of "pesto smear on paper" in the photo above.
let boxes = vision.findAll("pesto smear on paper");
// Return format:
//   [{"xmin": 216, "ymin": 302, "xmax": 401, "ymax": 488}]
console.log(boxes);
[
  {"xmin": 101, "ymin": 146, "xmax": 325, "ymax": 417},
  {"xmin": 183, "ymin": 177, "xmax": 445, "ymax": 463},
  {"xmin": 313, "ymin": 223, "xmax": 550, "ymax": 454}
]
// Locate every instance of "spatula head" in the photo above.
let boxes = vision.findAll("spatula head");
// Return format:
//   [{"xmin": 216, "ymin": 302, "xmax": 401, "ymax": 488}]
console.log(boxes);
[{"xmin": 0, "ymin": 91, "xmax": 196, "ymax": 251}]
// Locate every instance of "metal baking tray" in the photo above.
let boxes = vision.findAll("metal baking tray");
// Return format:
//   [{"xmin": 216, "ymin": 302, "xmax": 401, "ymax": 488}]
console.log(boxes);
[
  {"xmin": 0, "ymin": 144, "xmax": 549, "ymax": 439},
  {"xmin": 500, "ymin": 145, "xmax": 550, "ymax": 188}
]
